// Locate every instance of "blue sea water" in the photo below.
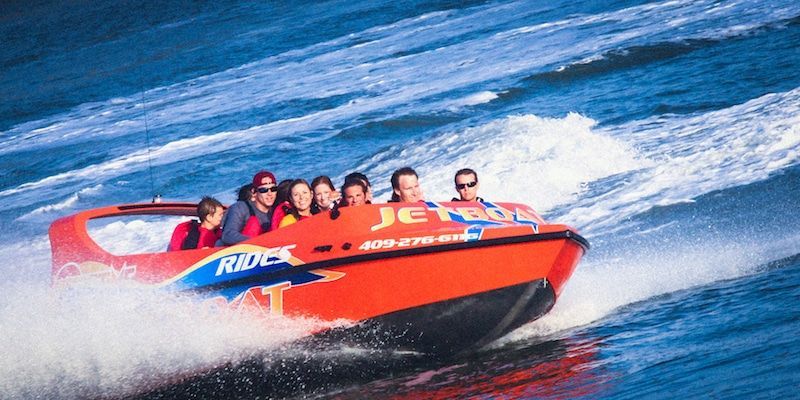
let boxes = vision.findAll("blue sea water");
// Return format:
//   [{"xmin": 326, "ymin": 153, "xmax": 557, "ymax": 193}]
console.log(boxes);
[{"xmin": 1, "ymin": 0, "xmax": 799, "ymax": 398}]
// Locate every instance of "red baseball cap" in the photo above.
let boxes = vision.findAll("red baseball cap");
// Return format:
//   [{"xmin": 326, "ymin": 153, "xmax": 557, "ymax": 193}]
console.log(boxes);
[{"xmin": 252, "ymin": 170, "xmax": 276, "ymax": 187}]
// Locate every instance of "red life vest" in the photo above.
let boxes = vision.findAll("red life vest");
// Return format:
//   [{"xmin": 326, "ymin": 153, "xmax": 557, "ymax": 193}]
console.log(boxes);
[
  {"xmin": 269, "ymin": 201, "xmax": 292, "ymax": 232},
  {"xmin": 241, "ymin": 201, "xmax": 266, "ymax": 237},
  {"xmin": 168, "ymin": 220, "xmax": 221, "ymax": 251}
]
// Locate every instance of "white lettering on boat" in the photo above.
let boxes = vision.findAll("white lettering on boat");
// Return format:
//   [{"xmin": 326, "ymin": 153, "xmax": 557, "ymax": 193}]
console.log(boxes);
[
  {"xmin": 214, "ymin": 244, "xmax": 297, "ymax": 276},
  {"xmin": 371, "ymin": 204, "xmax": 540, "ymax": 232}
]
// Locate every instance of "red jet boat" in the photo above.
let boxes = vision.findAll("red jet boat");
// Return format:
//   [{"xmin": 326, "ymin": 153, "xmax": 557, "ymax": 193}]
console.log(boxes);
[{"xmin": 50, "ymin": 201, "xmax": 588, "ymax": 354}]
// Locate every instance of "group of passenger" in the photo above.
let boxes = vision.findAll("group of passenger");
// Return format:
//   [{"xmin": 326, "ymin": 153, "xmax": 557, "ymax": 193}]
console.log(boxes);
[{"xmin": 168, "ymin": 167, "xmax": 484, "ymax": 251}]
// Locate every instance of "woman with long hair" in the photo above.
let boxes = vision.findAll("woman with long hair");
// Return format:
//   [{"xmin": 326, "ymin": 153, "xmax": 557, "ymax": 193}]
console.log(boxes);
[
  {"xmin": 310, "ymin": 175, "xmax": 339, "ymax": 214},
  {"xmin": 278, "ymin": 179, "xmax": 315, "ymax": 228},
  {"xmin": 268, "ymin": 179, "xmax": 294, "ymax": 231}
]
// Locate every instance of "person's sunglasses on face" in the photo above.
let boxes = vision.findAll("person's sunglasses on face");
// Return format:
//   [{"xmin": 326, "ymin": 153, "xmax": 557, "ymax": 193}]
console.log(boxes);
[
  {"xmin": 456, "ymin": 181, "xmax": 477, "ymax": 190},
  {"xmin": 256, "ymin": 186, "xmax": 279, "ymax": 193}
]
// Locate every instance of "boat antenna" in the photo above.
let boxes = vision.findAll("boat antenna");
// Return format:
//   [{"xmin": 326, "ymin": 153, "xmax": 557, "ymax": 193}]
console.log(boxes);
[{"xmin": 140, "ymin": 84, "xmax": 161, "ymax": 203}]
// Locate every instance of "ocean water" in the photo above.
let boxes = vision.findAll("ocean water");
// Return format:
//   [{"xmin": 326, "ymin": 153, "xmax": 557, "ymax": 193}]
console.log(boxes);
[{"xmin": 1, "ymin": 0, "xmax": 799, "ymax": 398}]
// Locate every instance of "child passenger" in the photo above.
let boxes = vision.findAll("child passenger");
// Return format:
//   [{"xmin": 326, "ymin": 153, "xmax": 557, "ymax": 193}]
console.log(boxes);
[
  {"xmin": 168, "ymin": 196, "xmax": 224, "ymax": 251},
  {"xmin": 278, "ymin": 179, "xmax": 315, "ymax": 228}
]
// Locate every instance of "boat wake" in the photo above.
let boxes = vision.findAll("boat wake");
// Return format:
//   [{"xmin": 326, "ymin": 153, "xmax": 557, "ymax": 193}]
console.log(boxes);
[{"xmin": 0, "ymin": 281, "xmax": 331, "ymax": 399}]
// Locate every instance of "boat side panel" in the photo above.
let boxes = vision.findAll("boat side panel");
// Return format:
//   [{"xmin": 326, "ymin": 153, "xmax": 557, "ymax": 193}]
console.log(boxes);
[
  {"xmin": 49, "ymin": 203, "xmax": 202, "ymax": 284},
  {"xmin": 51, "ymin": 201, "xmax": 564, "ymax": 287},
  {"xmin": 278, "ymin": 238, "xmax": 570, "ymax": 322},
  {"xmin": 546, "ymin": 240, "xmax": 585, "ymax": 298}
]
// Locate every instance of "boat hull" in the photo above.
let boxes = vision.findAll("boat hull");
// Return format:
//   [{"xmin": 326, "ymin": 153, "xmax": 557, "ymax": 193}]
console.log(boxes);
[{"xmin": 310, "ymin": 279, "xmax": 555, "ymax": 355}]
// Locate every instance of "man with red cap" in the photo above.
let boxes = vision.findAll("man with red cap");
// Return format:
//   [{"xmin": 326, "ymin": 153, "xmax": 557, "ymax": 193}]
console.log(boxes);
[{"xmin": 220, "ymin": 170, "xmax": 278, "ymax": 245}]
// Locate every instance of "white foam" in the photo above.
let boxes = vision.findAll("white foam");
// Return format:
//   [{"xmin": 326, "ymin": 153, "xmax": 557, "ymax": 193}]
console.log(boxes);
[
  {"xmin": 496, "ymin": 232, "xmax": 800, "ymax": 345},
  {"xmin": 447, "ymin": 91, "xmax": 499, "ymax": 109},
  {"xmin": 0, "ymin": 236, "xmax": 54, "ymax": 284},
  {"xmin": 16, "ymin": 184, "xmax": 104, "ymax": 222},
  {"xmin": 0, "ymin": 220, "xmax": 354, "ymax": 399},
  {"xmin": 0, "ymin": 223, "xmax": 353, "ymax": 398},
  {"xmin": 486, "ymin": 88, "xmax": 800, "ymax": 345},
  {"xmin": 88, "ymin": 216, "xmax": 186, "ymax": 256},
  {"xmin": 561, "ymin": 87, "xmax": 800, "ymax": 234},
  {"xmin": 358, "ymin": 112, "xmax": 648, "ymax": 213},
  {"xmin": 0, "ymin": 281, "xmax": 331, "ymax": 399}
]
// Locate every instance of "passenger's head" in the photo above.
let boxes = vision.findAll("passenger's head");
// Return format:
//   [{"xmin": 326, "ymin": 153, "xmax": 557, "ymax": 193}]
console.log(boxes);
[
  {"xmin": 251, "ymin": 170, "xmax": 278, "ymax": 208},
  {"xmin": 345, "ymin": 172, "xmax": 372, "ymax": 203},
  {"xmin": 197, "ymin": 196, "xmax": 224, "ymax": 230},
  {"xmin": 454, "ymin": 168, "xmax": 480, "ymax": 201},
  {"xmin": 342, "ymin": 178, "xmax": 367, "ymax": 207},
  {"xmin": 274, "ymin": 179, "xmax": 294, "ymax": 205},
  {"xmin": 391, "ymin": 167, "xmax": 424, "ymax": 203},
  {"xmin": 288, "ymin": 179, "xmax": 314, "ymax": 215},
  {"xmin": 236, "ymin": 183, "xmax": 253, "ymax": 202},
  {"xmin": 311, "ymin": 175, "xmax": 337, "ymax": 210}
]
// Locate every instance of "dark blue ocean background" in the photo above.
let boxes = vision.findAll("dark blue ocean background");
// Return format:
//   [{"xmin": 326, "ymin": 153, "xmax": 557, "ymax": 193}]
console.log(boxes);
[{"xmin": 1, "ymin": 0, "xmax": 799, "ymax": 398}]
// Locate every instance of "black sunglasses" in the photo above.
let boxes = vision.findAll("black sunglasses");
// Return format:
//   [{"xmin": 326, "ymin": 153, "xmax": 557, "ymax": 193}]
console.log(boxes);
[
  {"xmin": 256, "ymin": 186, "xmax": 279, "ymax": 193},
  {"xmin": 455, "ymin": 181, "xmax": 477, "ymax": 190}
]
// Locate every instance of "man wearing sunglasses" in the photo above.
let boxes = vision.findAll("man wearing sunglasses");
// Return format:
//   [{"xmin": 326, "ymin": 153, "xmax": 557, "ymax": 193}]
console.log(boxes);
[
  {"xmin": 451, "ymin": 168, "xmax": 484, "ymax": 203},
  {"xmin": 220, "ymin": 170, "xmax": 278, "ymax": 245}
]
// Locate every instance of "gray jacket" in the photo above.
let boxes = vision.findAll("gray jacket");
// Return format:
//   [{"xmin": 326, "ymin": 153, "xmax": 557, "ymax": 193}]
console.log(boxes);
[{"xmin": 219, "ymin": 200, "xmax": 271, "ymax": 245}]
